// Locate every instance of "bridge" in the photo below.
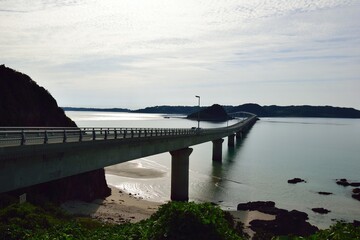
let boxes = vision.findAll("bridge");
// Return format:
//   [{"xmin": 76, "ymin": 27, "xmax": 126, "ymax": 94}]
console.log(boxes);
[{"xmin": 0, "ymin": 114, "xmax": 257, "ymax": 201}]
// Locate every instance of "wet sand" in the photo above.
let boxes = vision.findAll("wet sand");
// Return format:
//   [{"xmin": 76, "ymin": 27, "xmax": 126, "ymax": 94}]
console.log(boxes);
[
  {"xmin": 62, "ymin": 161, "xmax": 275, "ymax": 235},
  {"xmin": 61, "ymin": 186, "xmax": 162, "ymax": 224}
]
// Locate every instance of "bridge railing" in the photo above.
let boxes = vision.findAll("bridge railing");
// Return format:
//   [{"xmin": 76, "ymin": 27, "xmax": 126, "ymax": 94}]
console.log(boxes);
[
  {"xmin": 0, "ymin": 127, "xmax": 200, "ymax": 146},
  {"xmin": 0, "ymin": 114, "xmax": 256, "ymax": 147}
]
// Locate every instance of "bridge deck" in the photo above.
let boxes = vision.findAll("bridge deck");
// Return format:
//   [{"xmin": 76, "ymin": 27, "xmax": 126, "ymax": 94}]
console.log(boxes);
[{"xmin": 0, "ymin": 114, "xmax": 257, "ymax": 194}]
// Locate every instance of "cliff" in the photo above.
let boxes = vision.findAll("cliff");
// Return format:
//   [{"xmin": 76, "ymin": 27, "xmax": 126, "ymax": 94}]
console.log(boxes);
[
  {"xmin": 187, "ymin": 104, "xmax": 231, "ymax": 121},
  {"xmin": 0, "ymin": 65, "xmax": 110, "ymax": 202}
]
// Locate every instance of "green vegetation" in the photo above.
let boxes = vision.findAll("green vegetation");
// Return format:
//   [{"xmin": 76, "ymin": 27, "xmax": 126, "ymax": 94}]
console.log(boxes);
[
  {"xmin": 0, "ymin": 201, "xmax": 244, "ymax": 240},
  {"xmin": 1, "ymin": 201, "xmax": 359, "ymax": 240}
]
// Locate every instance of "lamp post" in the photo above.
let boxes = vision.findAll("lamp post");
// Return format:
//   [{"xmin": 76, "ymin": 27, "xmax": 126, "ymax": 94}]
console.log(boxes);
[{"xmin": 195, "ymin": 95, "xmax": 200, "ymax": 129}]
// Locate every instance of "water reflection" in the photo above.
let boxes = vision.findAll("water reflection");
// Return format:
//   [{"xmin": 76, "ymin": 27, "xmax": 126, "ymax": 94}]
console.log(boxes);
[{"xmin": 208, "ymin": 134, "xmax": 249, "ymax": 205}]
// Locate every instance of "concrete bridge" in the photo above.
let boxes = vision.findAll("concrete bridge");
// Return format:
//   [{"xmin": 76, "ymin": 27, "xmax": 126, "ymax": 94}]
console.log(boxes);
[{"xmin": 0, "ymin": 114, "xmax": 257, "ymax": 201}]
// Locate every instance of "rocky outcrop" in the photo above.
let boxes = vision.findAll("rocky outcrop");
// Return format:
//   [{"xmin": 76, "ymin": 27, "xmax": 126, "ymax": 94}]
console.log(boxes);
[
  {"xmin": 237, "ymin": 201, "xmax": 318, "ymax": 237},
  {"xmin": 187, "ymin": 104, "xmax": 232, "ymax": 121},
  {"xmin": 336, "ymin": 178, "xmax": 360, "ymax": 187},
  {"xmin": 0, "ymin": 65, "xmax": 111, "ymax": 202},
  {"xmin": 288, "ymin": 178, "xmax": 306, "ymax": 184},
  {"xmin": 318, "ymin": 192, "xmax": 333, "ymax": 195},
  {"xmin": 312, "ymin": 208, "xmax": 330, "ymax": 214}
]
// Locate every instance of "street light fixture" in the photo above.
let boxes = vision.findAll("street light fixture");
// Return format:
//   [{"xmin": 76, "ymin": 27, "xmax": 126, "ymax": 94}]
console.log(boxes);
[{"xmin": 195, "ymin": 95, "xmax": 200, "ymax": 129}]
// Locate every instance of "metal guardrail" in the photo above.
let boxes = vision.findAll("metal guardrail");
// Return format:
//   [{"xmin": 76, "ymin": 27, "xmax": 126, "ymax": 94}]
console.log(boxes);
[
  {"xmin": 0, "ymin": 114, "xmax": 256, "ymax": 147},
  {"xmin": 0, "ymin": 127, "xmax": 200, "ymax": 147}
]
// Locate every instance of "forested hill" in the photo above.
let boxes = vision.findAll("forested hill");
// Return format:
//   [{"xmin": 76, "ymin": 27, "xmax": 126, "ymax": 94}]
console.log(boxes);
[
  {"xmin": 0, "ymin": 65, "xmax": 110, "ymax": 202},
  {"xmin": 0, "ymin": 64, "xmax": 76, "ymax": 126},
  {"xmin": 226, "ymin": 104, "xmax": 360, "ymax": 118}
]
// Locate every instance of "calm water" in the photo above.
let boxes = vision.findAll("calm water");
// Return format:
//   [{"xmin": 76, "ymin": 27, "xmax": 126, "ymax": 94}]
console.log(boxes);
[{"xmin": 66, "ymin": 111, "xmax": 360, "ymax": 228}]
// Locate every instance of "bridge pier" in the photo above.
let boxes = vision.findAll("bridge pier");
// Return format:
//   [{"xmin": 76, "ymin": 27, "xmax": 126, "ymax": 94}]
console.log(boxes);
[
  {"xmin": 212, "ymin": 139, "xmax": 224, "ymax": 162},
  {"xmin": 236, "ymin": 131, "xmax": 243, "ymax": 140},
  {"xmin": 170, "ymin": 147, "xmax": 193, "ymax": 201},
  {"xmin": 228, "ymin": 134, "xmax": 235, "ymax": 147}
]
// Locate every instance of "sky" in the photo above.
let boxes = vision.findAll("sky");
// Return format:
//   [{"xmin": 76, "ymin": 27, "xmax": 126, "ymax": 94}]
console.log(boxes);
[{"xmin": 1, "ymin": 0, "xmax": 359, "ymax": 110}]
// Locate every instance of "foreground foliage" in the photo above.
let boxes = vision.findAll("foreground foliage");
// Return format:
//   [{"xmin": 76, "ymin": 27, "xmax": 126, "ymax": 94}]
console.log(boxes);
[
  {"xmin": 0, "ymin": 201, "xmax": 359, "ymax": 240},
  {"xmin": 0, "ymin": 201, "xmax": 243, "ymax": 240}
]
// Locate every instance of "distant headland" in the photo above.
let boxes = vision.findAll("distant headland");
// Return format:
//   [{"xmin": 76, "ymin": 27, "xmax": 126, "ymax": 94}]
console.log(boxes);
[{"xmin": 63, "ymin": 103, "xmax": 360, "ymax": 119}]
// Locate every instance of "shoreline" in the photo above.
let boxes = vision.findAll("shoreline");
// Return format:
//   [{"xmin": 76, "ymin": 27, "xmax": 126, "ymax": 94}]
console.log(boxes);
[
  {"xmin": 61, "ymin": 185, "xmax": 276, "ymax": 238},
  {"xmin": 61, "ymin": 186, "xmax": 162, "ymax": 224}
]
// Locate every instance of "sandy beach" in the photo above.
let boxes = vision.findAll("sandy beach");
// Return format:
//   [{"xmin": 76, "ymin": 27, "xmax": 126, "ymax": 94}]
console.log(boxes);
[
  {"xmin": 62, "ymin": 161, "xmax": 276, "ymax": 236},
  {"xmin": 61, "ymin": 185, "xmax": 274, "ymax": 238},
  {"xmin": 61, "ymin": 186, "xmax": 162, "ymax": 224}
]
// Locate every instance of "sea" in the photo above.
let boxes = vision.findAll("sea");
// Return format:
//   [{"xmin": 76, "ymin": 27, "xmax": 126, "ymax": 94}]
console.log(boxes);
[{"xmin": 66, "ymin": 111, "xmax": 360, "ymax": 228}]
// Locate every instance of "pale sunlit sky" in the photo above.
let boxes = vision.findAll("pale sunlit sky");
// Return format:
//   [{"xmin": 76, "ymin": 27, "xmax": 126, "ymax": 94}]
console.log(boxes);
[{"xmin": 1, "ymin": 0, "xmax": 359, "ymax": 109}]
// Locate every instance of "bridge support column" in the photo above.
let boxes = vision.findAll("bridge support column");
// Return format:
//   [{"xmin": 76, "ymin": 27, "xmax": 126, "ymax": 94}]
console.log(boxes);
[
  {"xmin": 170, "ymin": 147, "xmax": 193, "ymax": 201},
  {"xmin": 212, "ymin": 139, "xmax": 224, "ymax": 162},
  {"xmin": 228, "ymin": 134, "xmax": 235, "ymax": 147},
  {"xmin": 236, "ymin": 131, "xmax": 243, "ymax": 140}
]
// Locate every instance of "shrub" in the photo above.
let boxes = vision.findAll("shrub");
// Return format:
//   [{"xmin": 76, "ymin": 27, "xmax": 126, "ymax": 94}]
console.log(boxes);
[{"xmin": 144, "ymin": 201, "xmax": 243, "ymax": 240}]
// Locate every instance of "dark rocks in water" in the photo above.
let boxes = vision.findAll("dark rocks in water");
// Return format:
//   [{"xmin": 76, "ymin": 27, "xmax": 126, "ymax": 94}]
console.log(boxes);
[
  {"xmin": 353, "ymin": 188, "xmax": 360, "ymax": 194},
  {"xmin": 336, "ymin": 179, "xmax": 360, "ymax": 187},
  {"xmin": 312, "ymin": 208, "xmax": 331, "ymax": 214},
  {"xmin": 0, "ymin": 65, "xmax": 111, "ymax": 202},
  {"xmin": 249, "ymin": 209, "xmax": 318, "ymax": 237},
  {"xmin": 336, "ymin": 178, "xmax": 350, "ymax": 186},
  {"xmin": 351, "ymin": 186, "xmax": 360, "ymax": 201},
  {"xmin": 318, "ymin": 192, "xmax": 333, "ymax": 195},
  {"xmin": 237, "ymin": 201, "xmax": 318, "ymax": 237},
  {"xmin": 187, "ymin": 104, "xmax": 232, "ymax": 121},
  {"xmin": 237, "ymin": 201, "xmax": 284, "ymax": 215},
  {"xmin": 288, "ymin": 178, "xmax": 306, "ymax": 184},
  {"xmin": 237, "ymin": 201, "xmax": 275, "ymax": 210},
  {"xmin": 352, "ymin": 194, "xmax": 360, "ymax": 201},
  {"xmin": 350, "ymin": 182, "xmax": 360, "ymax": 187}
]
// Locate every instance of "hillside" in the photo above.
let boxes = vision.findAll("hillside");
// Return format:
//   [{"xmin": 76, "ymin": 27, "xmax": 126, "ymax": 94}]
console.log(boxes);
[
  {"xmin": 0, "ymin": 65, "xmax": 110, "ymax": 202},
  {"xmin": 0, "ymin": 65, "xmax": 76, "ymax": 126}
]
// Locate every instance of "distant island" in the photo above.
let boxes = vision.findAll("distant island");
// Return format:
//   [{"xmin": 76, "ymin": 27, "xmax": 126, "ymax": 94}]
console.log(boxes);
[
  {"xmin": 187, "ymin": 104, "xmax": 232, "ymax": 121},
  {"xmin": 63, "ymin": 103, "xmax": 360, "ymax": 119}
]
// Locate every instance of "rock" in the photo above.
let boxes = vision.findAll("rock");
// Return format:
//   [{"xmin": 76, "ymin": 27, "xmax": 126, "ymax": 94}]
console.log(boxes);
[
  {"xmin": 288, "ymin": 178, "xmax": 306, "ymax": 184},
  {"xmin": 354, "ymin": 220, "xmax": 360, "ymax": 227},
  {"xmin": 312, "ymin": 208, "xmax": 331, "ymax": 214},
  {"xmin": 318, "ymin": 192, "xmax": 333, "ymax": 195},
  {"xmin": 352, "ymin": 194, "xmax": 360, "ymax": 201},
  {"xmin": 237, "ymin": 201, "xmax": 275, "ymax": 212},
  {"xmin": 238, "ymin": 201, "xmax": 318, "ymax": 237},
  {"xmin": 250, "ymin": 209, "xmax": 318, "ymax": 237},
  {"xmin": 238, "ymin": 201, "xmax": 288, "ymax": 216},
  {"xmin": 352, "ymin": 188, "xmax": 360, "ymax": 194},
  {"xmin": 336, "ymin": 179, "xmax": 350, "ymax": 187},
  {"xmin": 336, "ymin": 179, "xmax": 360, "ymax": 187}
]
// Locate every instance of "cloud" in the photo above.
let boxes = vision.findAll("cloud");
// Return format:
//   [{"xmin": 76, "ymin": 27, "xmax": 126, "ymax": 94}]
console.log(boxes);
[{"xmin": 0, "ymin": 0, "xmax": 359, "ymax": 108}]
